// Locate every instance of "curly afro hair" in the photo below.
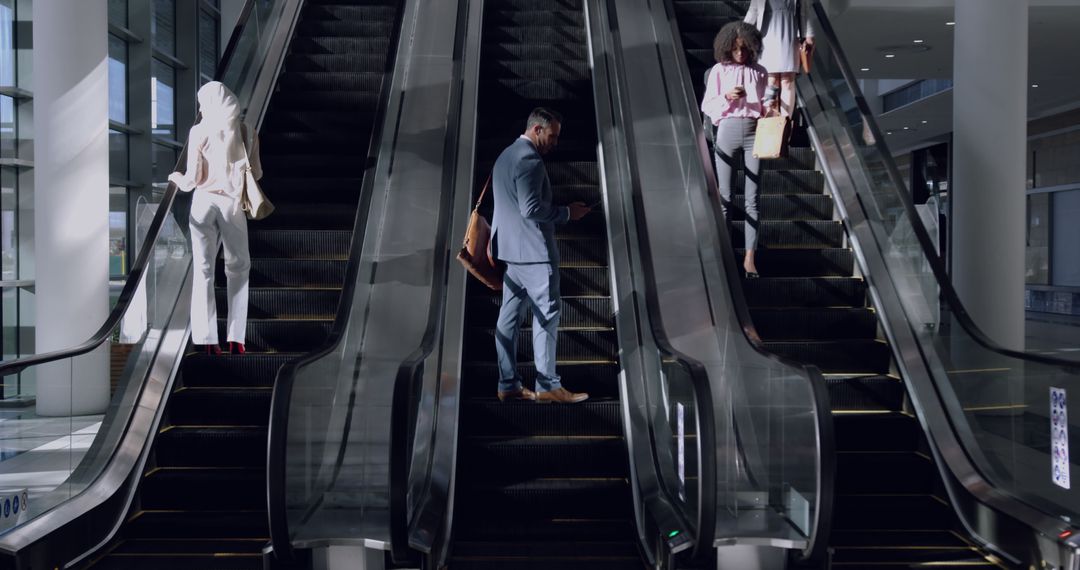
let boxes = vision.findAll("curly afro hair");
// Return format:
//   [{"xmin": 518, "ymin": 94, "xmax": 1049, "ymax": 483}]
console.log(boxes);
[{"xmin": 713, "ymin": 21, "xmax": 763, "ymax": 64}]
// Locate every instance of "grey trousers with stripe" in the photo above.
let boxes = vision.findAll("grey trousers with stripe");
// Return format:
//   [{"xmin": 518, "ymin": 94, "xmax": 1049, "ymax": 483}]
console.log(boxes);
[{"xmin": 714, "ymin": 117, "xmax": 761, "ymax": 251}]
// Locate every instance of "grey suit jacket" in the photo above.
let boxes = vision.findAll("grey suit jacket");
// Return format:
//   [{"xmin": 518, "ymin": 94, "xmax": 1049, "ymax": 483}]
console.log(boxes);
[{"xmin": 490, "ymin": 137, "xmax": 569, "ymax": 264}]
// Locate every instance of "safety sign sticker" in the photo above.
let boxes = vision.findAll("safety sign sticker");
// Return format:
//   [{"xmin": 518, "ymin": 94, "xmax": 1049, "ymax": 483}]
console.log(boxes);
[{"xmin": 1052, "ymin": 387, "xmax": 1070, "ymax": 489}]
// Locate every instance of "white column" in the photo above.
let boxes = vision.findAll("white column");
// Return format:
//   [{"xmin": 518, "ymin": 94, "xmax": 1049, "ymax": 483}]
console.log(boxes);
[
  {"xmin": 951, "ymin": 0, "xmax": 1027, "ymax": 351},
  {"xmin": 32, "ymin": 0, "xmax": 109, "ymax": 416}
]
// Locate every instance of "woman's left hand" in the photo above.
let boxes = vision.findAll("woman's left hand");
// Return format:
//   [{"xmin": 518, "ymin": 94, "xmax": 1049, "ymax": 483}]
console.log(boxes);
[{"xmin": 803, "ymin": 37, "xmax": 815, "ymax": 50}]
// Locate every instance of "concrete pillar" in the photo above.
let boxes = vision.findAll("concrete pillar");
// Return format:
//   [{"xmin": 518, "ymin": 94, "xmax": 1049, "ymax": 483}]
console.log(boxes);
[
  {"xmin": 32, "ymin": 0, "xmax": 109, "ymax": 416},
  {"xmin": 951, "ymin": 0, "xmax": 1027, "ymax": 351}
]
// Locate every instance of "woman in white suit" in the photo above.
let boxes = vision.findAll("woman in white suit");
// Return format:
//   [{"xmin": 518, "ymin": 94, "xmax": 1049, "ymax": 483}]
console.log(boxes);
[
  {"xmin": 169, "ymin": 81, "xmax": 261, "ymax": 355},
  {"xmin": 744, "ymin": 0, "xmax": 815, "ymax": 116}
]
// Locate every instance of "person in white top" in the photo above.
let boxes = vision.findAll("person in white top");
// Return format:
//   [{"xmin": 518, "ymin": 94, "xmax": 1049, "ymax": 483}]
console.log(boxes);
[
  {"xmin": 168, "ymin": 81, "xmax": 261, "ymax": 355},
  {"xmin": 744, "ymin": 0, "xmax": 815, "ymax": 117}
]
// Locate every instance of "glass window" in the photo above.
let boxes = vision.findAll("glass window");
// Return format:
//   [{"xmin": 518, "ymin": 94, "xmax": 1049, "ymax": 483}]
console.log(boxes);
[
  {"xmin": 152, "ymin": 0, "xmax": 177, "ymax": 56},
  {"xmin": 152, "ymin": 143, "xmax": 178, "ymax": 185},
  {"xmin": 1052, "ymin": 190, "xmax": 1080, "ymax": 287},
  {"xmin": 0, "ymin": 95, "xmax": 13, "ymax": 158},
  {"xmin": 0, "ymin": 0, "xmax": 13, "ymax": 86},
  {"xmin": 2, "ymin": 285, "xmax": 16, "ymax": 362},
  {"xmin": 109, "ymin": 130, "xmax": 128, "ymax": 181},
  {"xmin": 108, "ymin": 0, "xmax": 127, "ymax": 28},
  {"xmin": 1031, "ymin": 129, "xmax": 1080, "ymax": 189},
  {"xmin": 108, "ymin": 35, "xmax": 128, "ymax": 124},
  {"xmin": 1027, "ymin": 193, "xmax": 1050, "ymax": 285},
  {"xmin": 151, "ymin": 59, "xmax": 177, "ymax": 139},
  {"xmin": 199, "ymin": 9, "xmax": 219, "ymax": 82},
  {"xmin": 1, "ymin": 166, "xmax": 14, "ymax": 280},
  {"xmin": 109, "ymin": 187, "xmax": 128, "ymax": 277}
]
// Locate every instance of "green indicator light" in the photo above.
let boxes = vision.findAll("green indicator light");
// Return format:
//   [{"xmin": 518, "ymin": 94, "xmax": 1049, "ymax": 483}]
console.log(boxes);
[{"xmin": 668, "ymin": 530, "xmax": 680, "ymax": 538}]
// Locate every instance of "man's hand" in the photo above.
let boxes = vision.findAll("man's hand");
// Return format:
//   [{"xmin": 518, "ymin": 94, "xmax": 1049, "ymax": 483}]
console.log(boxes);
[{"xmin": 568, "ymin": 202, "xmax": 591, "ymax": 221}]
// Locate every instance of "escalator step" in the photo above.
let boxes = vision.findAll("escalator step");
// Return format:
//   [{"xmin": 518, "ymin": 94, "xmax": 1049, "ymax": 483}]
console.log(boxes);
[
  {"xmin": 833, "ymin": 412, "xmax": 922, "ymax": 451},
  {"xmin": 220, "ymin": 259, "xmax": 347, "ymax": 288},
  {"xmin": 468, "ymin": 296, "xmax": 613, "ymax": 328},
  {"xmin": 831, "ymin": 530, "xmax": 971, "ymax": 548},
  {"xmin": 89, "ymin": 555, "xmax": 261, "ymax": 570},
  {"xmin": 181, "ymin": 353, "xmax": 298, "ymax": 387},
  {"xmin": 731, "ymin": 220, "xmax": 845, "ymax": 248},
  {"xmin": 215, "ymin": 319, "xmax": 331, "ymax": 352},
  {"xmin": 737, "ymin": 148, "xmax": 816, "ymax": 171},
  {"xmin": 557, "ymin": 238, "xmax": 610, "ymax": 266},
  {"xmin": 216, "ymin": 287, "xmax": 340, "ymax": 319},
  {"xmin": 461, "ymin": 364, "xmax": 621, "ymax": 399},
  {"xmin": 750, "ymin": 307, "xmax": 878, "ymax": 340},
  {"xmin": 483, "ymin": 42, "xmax": 589, "ymax": 62},
  {"xmin": 461, "ymin": 399, "xmax": 621, "ymax": 437},
  {"xmin": 483, "ymin": 78, "xmax": 593, "ymax": 101},
  {"xmin": 482, "ymin": 60, "xmax": 591, "ymax": 81},
  {"xmin": 494, "ymin": 0, "xmax": 584, "ymax": 10},
  {"xmin": 260, "ymin": 155, "xmax": 372, "ymax": 178},
  {"xmin": 465, "ymin": 328, "xmax": 617, "ymax": 363},
  {"xmin": 833, "ymin": 495, "xmax": 952, "ymax": 531},
  {"xmin": 731, "ymin": 194, "xmax": 833, "ymax": 221},
  {"xmin": 735, "ymin": 248, "xmax": 854, "ymax": 277},
  {"xmin": 459, "ymin": 437, "xmax": 628, "ymax": 480},
  {"xmin": 672, "ymin": 1, "xmax": 749, "ymax": 23},
  {"xmin": 484, "ymin": 26, "xmax": 587, "ymax": 45},
  {"xmin": 123, "ymin": 510, "xmax": 268, "ymax": 539},
  {"xmin": 246, "ymin": 229, "xmax": 351, "ymax": 259},
  {"xmin": 278, "ymin": 71, "xmax": 385, "ymax": 92},
  {"xmin": 763, "ymin": 339, "xmax": 891, "ymax": 374},
  {"xmin": 110, "ymin": 538, "xmax": 266, "ymax": 555},
  {"xmin": 449, "ymin": 559, "xmax": 643, "ymax": 570},
  {"xmin": 743, "ymin": 277, "xmax": 866, "ymax": 308},
  {"xmin": 262, "ymin": 110, "xmax": 377, "ymax": 134},
  {"xmin": 258, "ymin": 132, "xmax": 369, "ymax": 157},
  {"xmin": 826, "ymin": 375, "xmax": 905, "ymax": 412},
  {"xmin": 735, "ymin": 169, "xmax": 825, "ymax": 195},
  {"xmin": 295, "ymin": 20, "xmax": 397, "ymax": 38},
  {"xmin": 248, "ymin": 203, "xmax": 356, "ymax": 230},
  {"xmin": 259, "ymin": 177, "xmax": 367, "ymax": 203},
  {"xmin": 154, "ymin": 427, "xmax": 266, "ymax": 468},
  {"xmin": 831, "ymin": 548, "xmax": 996, "ymax": 567},
  {"xmin": 289, "ymin": 36, "xmax": 390, "ymax": 56},
  {"xmin": 140, "ymin": 468, "xmax": 264, "ymax": 510},
  {"xmin": 460, "ymin": 479, "xmax": 632, "ymax": 519},
  {"xmin": 271, "ymin": 90, "xmax": 381, "ymax": 110},
  {"xmin": 836, "ymin": 452, "xmax": 935, "ymax": 494},
  {"xmin": 450, "ymin": 541, "xmax": 642, "ymax": 570},
  {"xmin": 167, "ymin": 388, "xmax": 272, "ymax": 425},
  {"xmin": 301, "ymin": 4, "xmax": 399, "ymax": 22},
  {"xmin": 486, "ymin": 9, "xmax": 585, "ymax": 27},
  {"xmin": 455, "ymin": 518, "xmax": 635, "ymax": 542}
]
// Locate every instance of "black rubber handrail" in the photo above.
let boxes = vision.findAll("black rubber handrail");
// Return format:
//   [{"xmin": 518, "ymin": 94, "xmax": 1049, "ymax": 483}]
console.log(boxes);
[
  {"xmin": 0, "ymin": 0, "xmax": 259, "ymax": 379},
  {"xmin": 657, "ymin": 0, "xmax": 835, "ymax": 563},
  {"xmin": 265, "ymin": 2, "xmax": 409, "ymax": 563},
  {"xmin": 808, "ymin": 0, "xmax": 1080, "ymax": 372},
  {"xmin": 388, "ymin": 0, "xmax": 470, "ymax": 564}
]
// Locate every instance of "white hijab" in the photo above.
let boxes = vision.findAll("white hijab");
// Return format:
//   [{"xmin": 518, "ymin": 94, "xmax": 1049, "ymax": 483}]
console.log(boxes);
[{"xmin": 196, "ymin": 81, "xmax": 247, "ymax": 197}]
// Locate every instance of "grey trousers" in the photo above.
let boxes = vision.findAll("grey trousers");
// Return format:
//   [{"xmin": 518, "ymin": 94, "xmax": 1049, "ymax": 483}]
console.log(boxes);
[
  {"xmin": 714, "ymin": 117, "xmax": 761, "ymax": 251},
  {"xmin": 495, "ymin": 262, "xmax": 563, "ymax": 393}
]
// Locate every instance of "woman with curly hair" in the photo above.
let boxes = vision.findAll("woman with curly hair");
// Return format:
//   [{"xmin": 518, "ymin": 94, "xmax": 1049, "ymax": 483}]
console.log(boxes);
[
  {"xmin": 745, "ymin": 0, "xmax": 815, "ymax": 117},
  {"xmin": 702, "ymin": 21, "xmax": 768, "ymax": 278}
]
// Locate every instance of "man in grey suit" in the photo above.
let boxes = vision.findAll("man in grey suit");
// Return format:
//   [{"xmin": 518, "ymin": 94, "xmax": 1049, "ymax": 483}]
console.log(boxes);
[{"xmin": 491, "ymin": 108, "xmax": 591, "ymax": 404}]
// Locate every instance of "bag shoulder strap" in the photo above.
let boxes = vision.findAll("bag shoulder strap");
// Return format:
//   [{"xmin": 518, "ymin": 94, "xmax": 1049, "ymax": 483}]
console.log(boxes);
[{"xmin": 474, "ymin": 173, "xmax": 493, "ymax": 212}]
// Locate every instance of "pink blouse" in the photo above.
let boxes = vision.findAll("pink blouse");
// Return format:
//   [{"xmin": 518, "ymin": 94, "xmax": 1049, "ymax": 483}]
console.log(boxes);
[{"xmin": 701, "ymin": 62, "xmax": 769, "ymax": 123}]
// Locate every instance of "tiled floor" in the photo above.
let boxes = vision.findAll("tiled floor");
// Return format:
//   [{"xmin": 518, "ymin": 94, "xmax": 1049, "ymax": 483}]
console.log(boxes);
[{"xmin": 1025, "ymin": 311, "xmax": 1080, "ymax": 359}]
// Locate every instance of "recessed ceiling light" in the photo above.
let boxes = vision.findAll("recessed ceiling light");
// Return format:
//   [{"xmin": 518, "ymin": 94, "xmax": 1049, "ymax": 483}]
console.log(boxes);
[
  {"xmin": 903, "ymin": 126, "xmax": 910, "ymax": 130},
  {"xmin": 946, "ymin": 21, "xmax": 956, "ymax": 26},
  {"xmin": 885, "ymin": 54, "xmax": 896, "ymax": 58},
  {"xmin": 913, "ymin": 39, "xmax": 925, "ymax": 43},
  {"xmin": 861, "ymin": 67, "xmax": 870, "ymax": 71},
  {"xmin": 1032, "ymin": 84, "xmax": 1040, "ymax": 88},
  {"xmin": 887, "ymin": 132, "xmax": 893, "ymax": 135},
  {"xmin": 921, "ymin": 120, "xmax": 928, "ymax": 124}
]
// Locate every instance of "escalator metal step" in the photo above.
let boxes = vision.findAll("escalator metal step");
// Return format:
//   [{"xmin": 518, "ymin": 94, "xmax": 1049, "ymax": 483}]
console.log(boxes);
[
  {"xmin": 763, "ymin": 339, "xmax": 891, "ymax": 374},
  {"xmin": 168, "ymin": 388, "xmax": 272, "ymax": 425},
  {"xmin": 460, "ymin": 437, "xmax": 629, "ymax": 480},
  {"xmin": 180, "ymin": 353, "xmax": 300, "ymax": 388},
  {"xmin": 460, "ymin": 399, "xmax": 622, "ymax": 437},
  {"xmin": 744, "ymin": 277, "xmax": 867, "ymax": 307},
  {"xmin": 825, "ymin": 376, "xmax": 905, "ymax": 412},
  {"xmin": 836, "ymin": 451, "xmax": 936, "ymax": 494},
  {"xmin": 465, "ymin": 328, "xmax": 617, "ymax": 363},
  {"xmin": 245, "ymin": 229, "xmax": 351, "ymax": 259},
  {"xmin": 461, "ymin": 364, "xmax": 621, "ymax": 400},
  {"xmin": 140, "ymin": 468, "xmax": 264, "ymax": 511},
  {"xmin": 750, "ymin": 307, "xmax": 879, "ymax": 340},
  {"xmin": 731, "ymin": 219, "xmax": 845, "ymax": 248},
  {"xmin": 278, "ymin": 71, "xmax": 385, "ymax": 91},
  {"xmin": 214, "ymin": 319, "xmax": 331, "ymax": 352},
  {"xmin": 122, "ymin": 510, "xmax": 268, "ymax": 539},
  {"xmin": 735, "ymin": 247, "xmax": 854, "ymax": 277},
  {"xmin": 154, "ymin": 427, "xmax": 267, "ymax": 468},
  {"xmin": 219, "ymin": 259, "xmax": 347, "ymax": 288},
  {"xmin": 731, "ymin": 193, "xmax": 834, "ymax": 221}
]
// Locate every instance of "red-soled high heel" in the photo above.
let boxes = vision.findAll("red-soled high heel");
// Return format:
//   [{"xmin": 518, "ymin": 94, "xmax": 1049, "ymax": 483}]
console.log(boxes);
[{"xmin": 229, "ymin": 342, "xmax": 246, "ymax": 355}]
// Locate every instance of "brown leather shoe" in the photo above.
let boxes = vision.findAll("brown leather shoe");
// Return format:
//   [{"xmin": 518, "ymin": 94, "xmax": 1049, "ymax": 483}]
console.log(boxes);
[
  {"xmin": 497, "ymin": 387, "xmax": 537, "ymax": 402},
  {"xmin": 536, "ymin": 387, "xmax": 589, "ymax": 404}
]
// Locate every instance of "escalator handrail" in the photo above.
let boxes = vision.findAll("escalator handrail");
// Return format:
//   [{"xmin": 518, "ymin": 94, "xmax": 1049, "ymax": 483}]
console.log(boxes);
[
  {"xmin": 595, "ymin": 0, "xmax": 716, "ymax": 559},
  {"xmin": 808, "ymin": 1, "xmax": 1079, "ymax": 372},
  {"xmin": 265, "ymin": 2, "xmax": 409, "ymax": 562},
  {"xmin": 387, "ymin": 0, "xmax": 471, "ymax": 563},
  {"xmin": 654, "ymin": 0, "xmax": 836, "ymax": 561},
  {"xmin": 0, "ymin": 0, "xmax": 259, "ymax": 379}
]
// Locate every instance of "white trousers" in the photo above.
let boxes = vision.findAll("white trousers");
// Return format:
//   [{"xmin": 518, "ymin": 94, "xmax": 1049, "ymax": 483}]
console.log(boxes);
[{"xmin": 189, "ymin": 191, "xmax": 250, "ymax": 345}]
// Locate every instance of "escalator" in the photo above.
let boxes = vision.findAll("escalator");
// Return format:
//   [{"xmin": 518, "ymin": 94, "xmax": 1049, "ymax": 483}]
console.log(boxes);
[
  {"xmin": 448, "ymin": 0, "xmax": 643, "ymax": 568},
  {"xmin": 667, "ymin": 1, "xmax": 1001, "ymax": 566},
  {"xmin": 84, "ymin": 1, "xmax": 403, "ymax": 567}
]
